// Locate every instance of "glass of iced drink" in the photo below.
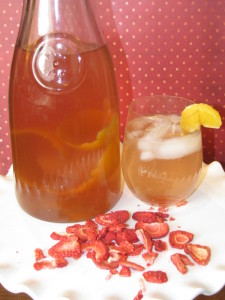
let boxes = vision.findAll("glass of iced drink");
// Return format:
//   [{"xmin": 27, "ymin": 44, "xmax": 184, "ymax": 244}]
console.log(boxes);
[{"xmin": 122, "ymin": 95, "xmax": 203, "ymax": 207}]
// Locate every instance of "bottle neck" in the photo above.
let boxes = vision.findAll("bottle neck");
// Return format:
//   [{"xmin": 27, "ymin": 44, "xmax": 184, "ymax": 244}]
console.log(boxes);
[{"xmin": 17, "ymin": 0, "xmax": 104, "ymax": 49}]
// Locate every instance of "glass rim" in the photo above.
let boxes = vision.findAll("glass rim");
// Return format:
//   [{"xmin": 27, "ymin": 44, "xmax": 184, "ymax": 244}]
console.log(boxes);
[{"xmin": 128, "ymin": 94, "xmax": 197, "ymax": 117}]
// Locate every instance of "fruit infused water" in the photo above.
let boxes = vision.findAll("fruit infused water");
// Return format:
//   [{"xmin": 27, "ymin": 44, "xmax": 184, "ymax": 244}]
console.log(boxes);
[
  {"xmin": 122, "ymin": 96, "xmax": 203, "ymax": 207},
  {"xmin": 9, "ymin": 43, "xmax": 121, "ymax": 222},
  {"xmin": 9, "ymin": 1, "xmax": 122, "ymax": 222}
]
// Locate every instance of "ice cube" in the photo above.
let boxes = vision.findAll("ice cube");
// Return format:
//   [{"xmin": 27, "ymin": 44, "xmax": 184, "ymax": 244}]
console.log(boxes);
[
  {"xmin": 156, "ymin": 132, "xmax": 202, "ymax": 159},
  {"xmin": 140, "ymin": 151, "xmax": 154, "ymax": 161}
]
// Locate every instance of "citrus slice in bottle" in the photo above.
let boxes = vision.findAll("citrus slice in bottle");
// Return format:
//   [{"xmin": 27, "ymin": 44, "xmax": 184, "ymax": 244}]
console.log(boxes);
[
  {"xmin": 53, "ymin": 111, "xmax": 120, "ymax": 196},
  {"xmin": 56, "ymin": 110, "xmax": 118, "ymax": 151},
  {"xmin": 12, "ymin": 111, "xmax": 120, "ymax": 197},
  {"xmin": 180, "ymin": 103, "xmax": 222, "ymax": 133}
]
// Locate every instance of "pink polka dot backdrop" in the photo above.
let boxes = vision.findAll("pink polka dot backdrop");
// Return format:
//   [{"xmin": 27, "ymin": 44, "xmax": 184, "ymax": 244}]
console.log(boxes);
[{"xmin": 0, "ymin": 0, "xmax": 225, "ymax": 175}]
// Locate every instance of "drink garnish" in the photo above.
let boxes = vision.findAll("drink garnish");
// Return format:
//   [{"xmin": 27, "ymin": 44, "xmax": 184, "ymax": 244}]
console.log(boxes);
[{"xmin": 180, "ymin": 103, "xmax": 222, "ymax": 133}]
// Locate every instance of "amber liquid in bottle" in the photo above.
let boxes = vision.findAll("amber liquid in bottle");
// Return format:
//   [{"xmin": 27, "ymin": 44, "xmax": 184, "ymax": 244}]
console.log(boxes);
[{"xmin": 9, "ymin": 38, "xmax": 121, "ymax": 222}]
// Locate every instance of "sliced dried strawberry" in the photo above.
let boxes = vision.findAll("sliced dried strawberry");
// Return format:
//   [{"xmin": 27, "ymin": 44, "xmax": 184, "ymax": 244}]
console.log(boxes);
[
  {"xmin": 33, "ymin": 257, "xmax": 68, "ymax": 270},
  {"xmin": 156, "ymin": 212, "xmax": 169, "ymax": 219},
  {"xmin": 170, "ymin": 253, "xmax": 187, "ymax": 274},
  {"xmin": 135, "ymin": 222, "xmax": 169, "ymax": 239},
  {"xmin": 184, "ymin": 243, "xmax": 211, "ymax": 265},
  {"xmin": 104, "ymin": 231, "xmax": 116, "ymax": 244},
  {"xmin": 116, "ymin": 228, "xmax": 139, "ymax": 244},
  {"xmin": 34, "ymin": 248, "xmax": 46, "ymax": 261},
  {"xmin": 92, "ymin": 257, "xmax": 119, "ymax": 270},
  {"xmin": 48, "ymin": 235, "xmax": 80, "ymax": 259},
  {"xmin": 66, "ymin": 220, "xmax": 98, "ymax": 241},
  {"xmin": 153, "ymin": 240, "xmax": 167, "ymax": 252},
  {"xmin": 133, "ymin": 289, "xmax": 143, "ymax": 300},
  {"xmin": 179, "ymin": 253, "xmax": 194, "ymax": 266},
  {"xmin": 81, "ymin": 240, "xmax": 109, "ymax": 263},
  {"xmin": 143, "ymin": 270, "xmax": 168, "ymax": 283},
  {"xmin": 107, "ymin": 223, "xmax": 127, "ymax": 232},
  {"xmin": 132, "ymin": 211, "xmax": 157, "ymax": 223},
  {"xmin": 130, "ymin": 243, "xmax": 145, "ymax": 256},
  {"xmin": 109, "ymin": 244, "xmax": 126, "ymax": 255},
  {"xmin": 135, "ymin": 229, "xmax": 152, "ymax": 252},
  {"xmin": 169, "ymin": 230, "xmax": 194, "ymax": 249},
  {"xmin": 119, "ymin": 266, "xmax": 131, "ymax": 277},
  {"xmin": 50, "ymin": 232, "xmax": 72, "ymax": 241},
  {"xmin": 109, "ymin": 249, "xmax": 127, "ymax": 262},
  {"xmin": 142, "ymin": 252, "xmax": 158, "ymax": 265},
  {"xmin": 120, "ymin": 260, "xmax": 145, "ymax": 271},
  {"xmin": 95, "ymin": 210, "xmax": 130, "ymax": 226},
  {"xmin": 97, "ymin": 226, "xmax": 108, "ymax": 240},
  {"xmin": 113, "ymin": 210, "xmax": 130, "ymax": 223},
  {"xmin": 110, "ymin": 269, "xmax": 118, "ymax": 275},
  {"xmin": 119, "ymin": 240, "xmax": 135, "ymax": 254}
]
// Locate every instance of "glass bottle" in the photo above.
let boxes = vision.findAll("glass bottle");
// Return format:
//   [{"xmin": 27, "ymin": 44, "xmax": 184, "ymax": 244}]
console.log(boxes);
[{"xmin": 8, "ymin": 0, "xmax": 122, "ymax": 222}]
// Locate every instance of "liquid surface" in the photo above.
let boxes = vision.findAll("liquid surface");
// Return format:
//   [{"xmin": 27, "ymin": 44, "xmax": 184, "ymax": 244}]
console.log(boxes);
[
  {"xmin": 9, "ymin": 40, "xmax": 121, "ymax": 222},
  {"xmin": 122, "ymin": 115, "xmax": 203, "ymax": 206}
]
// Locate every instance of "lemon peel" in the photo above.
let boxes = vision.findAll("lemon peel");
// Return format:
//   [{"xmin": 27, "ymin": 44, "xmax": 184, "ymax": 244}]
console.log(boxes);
[{"xmin": 180, "ymin": 103, "xmax": 222, "ymax": 133}]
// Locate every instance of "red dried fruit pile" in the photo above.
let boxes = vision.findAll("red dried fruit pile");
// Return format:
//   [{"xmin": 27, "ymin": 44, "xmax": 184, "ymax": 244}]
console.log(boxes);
[{"xmin": 33, "ymin": 209, "xmax": 211, "ymax": 299}]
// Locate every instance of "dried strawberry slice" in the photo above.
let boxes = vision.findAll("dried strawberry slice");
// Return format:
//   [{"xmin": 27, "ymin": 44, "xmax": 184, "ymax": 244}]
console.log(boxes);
[
  {"xmin": 132, "ymin": 211, "xmax": 157, "ymax": 223},
  {"xmin": 119, "ymin": 241, "xmax": 135, "ymax": 254},
  {"xmin": 142, "ymin": 252, "xmax": 158, "ymax": 265},
  {"xmin": 50, "ymin": 232, "xmax": 73, "ymax": 241},
  {"xmin": 179, "ymin": 253, "xmax": 194, "ymax": 266},
  {"xmin": 109, "ymin": 247, "xmax": 127, "ymax": 261},
  {"xmin": 143, "ymin": 270, "xmax": 168, "ymax": 283},
  {"xmin": 110, "ymin": 269, "xmax": 119, "ymax": 275},
  {"xmin": 120, "ymin": 260, "xmax": 145, "ymax": 271},
  {"xmin": 135, "ymin": 222, "xmax": 169, "ymax": 239},
  {"xmin": 169, "ymin": 230, "xmax": 194, "ymax": 249},
  {"xmin": 48, "ymin": 235, "xmax": 80, "ymax": 259},
  {"xmin": 130, "ymin": 243, "xmax": 145, "ymax": 256},
  {"xmin": 104, "ymin": 231, "xmax": 116, "ymax": 244},
  {"xmin": 34, "ymin": 248, "xmax": 46, "ymax": 261},
  {"xmin": 107, "ymin": 223, "xmax": 127, "ymax": 232},
  {"xmin": 170, "ymin": 253, "xmax": 187, "ymax": 274},
  {"xmin": 88, "ymin": 248, "xmax": 119, "ymax": 270},
  {"xmin": 97, "ymin": 226, "xmax": 107, "ymax": 240},
  {"xmin": 95, "ymin": 210, "xmax": 130, "ymax": 226},
  {"xmin": 119, "ymin": 266, "xmax": 131, "ymax": 277},
  {"xmin": 153, "ymin": 240, "xmax": 167, "ymax": 252},
  {"xmin": 33, "ymin": 257, "xmax": 68, "ymax": 270},
  {"xmin": 116, "ymin": 228, "xmax": 139, "ymax": 244},
  {"xmin": 92, "ymin": 258, "xmax": 119, "ymax": 270},
  {"xmin": 135, "ymin": 229, "xmax": 152, "ymax": 252},
  {"xmin": 113, "ymin": 210, "xmax": 130, "ymax": 223},
  {"xmin": 184, "ymin": 243, "xmax": 211, "ymax": 265},
  {"xmin": 81, "ymin": 240, "xmax": 109, "ymax": 263},
  {"xmin": 66, "ymin": 220, "xmax": 98, "ymax": 241}
]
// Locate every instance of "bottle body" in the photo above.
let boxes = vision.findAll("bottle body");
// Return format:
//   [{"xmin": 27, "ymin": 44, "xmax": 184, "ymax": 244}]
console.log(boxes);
[{"xmin": 9, "ymin": 1, "xmax": 121, "ymax": 222}]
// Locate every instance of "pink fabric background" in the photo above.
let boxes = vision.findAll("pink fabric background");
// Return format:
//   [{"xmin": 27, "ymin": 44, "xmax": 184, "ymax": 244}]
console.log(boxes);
[{"xmin": 0, "ymin": 0, "xmax": 225, "ymax": 175}]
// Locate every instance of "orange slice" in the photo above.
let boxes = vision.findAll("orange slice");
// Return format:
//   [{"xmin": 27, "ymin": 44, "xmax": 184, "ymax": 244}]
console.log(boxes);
[
  {"xmin": 56, "ymin": 111, "xmax": 118, "ymax": 150},
  {"xmin": 12, "ymin": 111, "xmax": 120, "ymax": 197},
  {"xmin": 180, "ymin": 103, "xmax": 222, "ymax": 133}
]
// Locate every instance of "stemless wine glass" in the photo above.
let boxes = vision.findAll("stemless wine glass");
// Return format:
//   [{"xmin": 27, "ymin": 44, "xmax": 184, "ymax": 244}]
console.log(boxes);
[{"xmin": 122, "ymin": 95, "xmax": 203, "ymax": 207}]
